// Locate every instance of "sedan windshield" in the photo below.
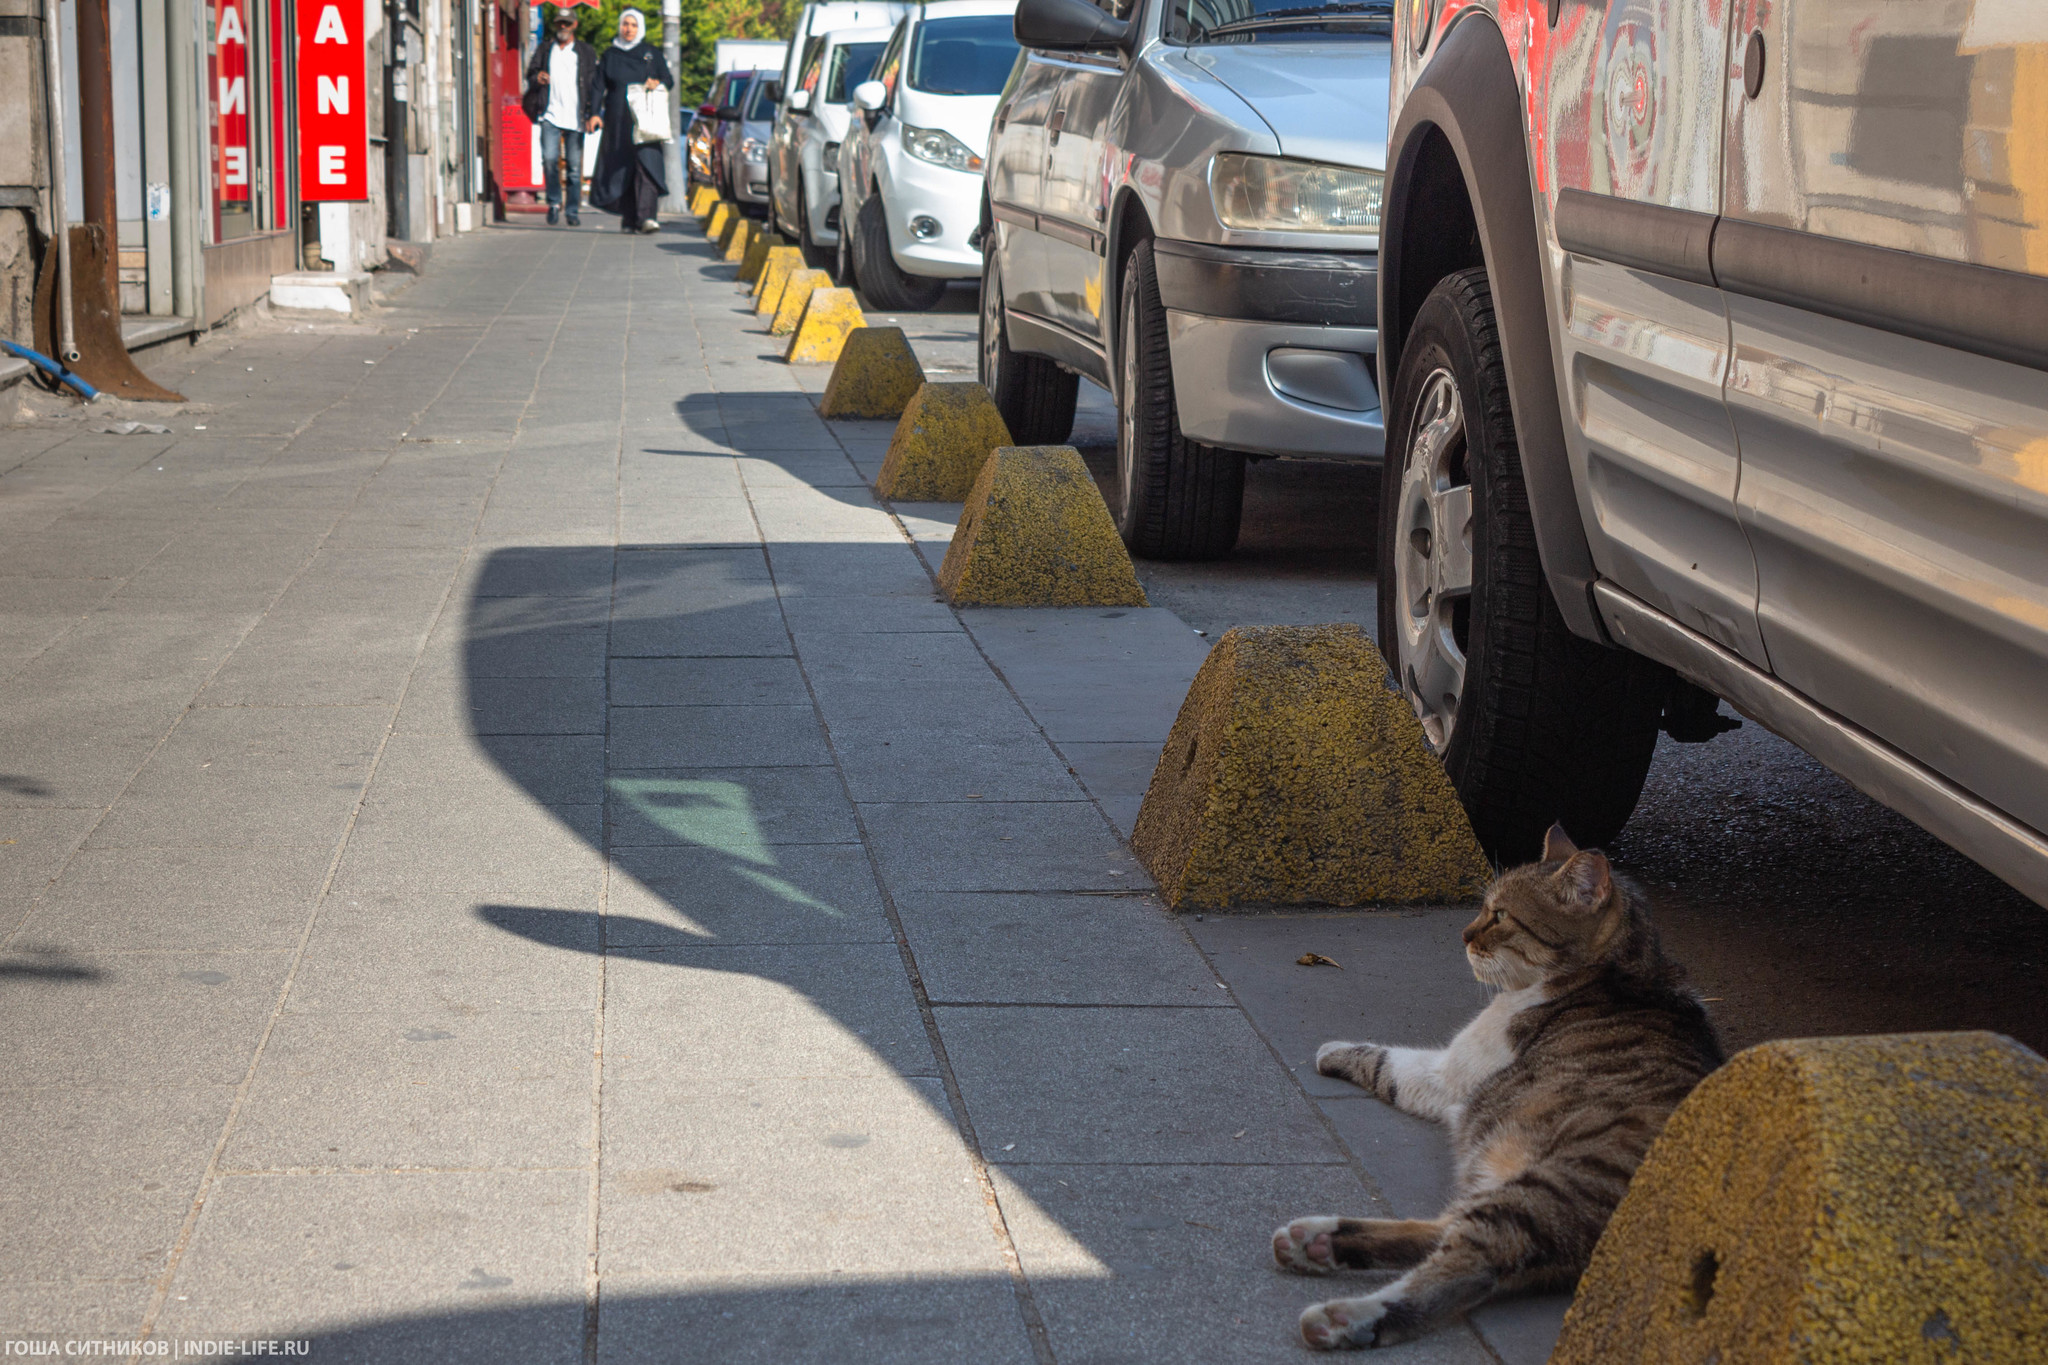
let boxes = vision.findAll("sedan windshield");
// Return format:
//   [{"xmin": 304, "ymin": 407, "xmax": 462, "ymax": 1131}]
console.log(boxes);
[
  {"xmin": 743, "ymin": 73, "xmax": 777, "ymax": 120},
  {"xmin": 1170, "ymin": 0, "xmax": 1393, "ymax": 44},
  {"xmin": 825, "ymin": 41, "xmax": 887, "ymax": 102},
  {"xmin": 907, "ymin": 15, "xmax": 1020, "ymax": 96}
]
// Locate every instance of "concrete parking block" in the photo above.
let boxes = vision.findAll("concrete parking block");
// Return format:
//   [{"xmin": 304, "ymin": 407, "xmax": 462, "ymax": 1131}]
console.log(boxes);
[
  {"xmin": 607, "ymin": 766, "xmax": 856, "ymax": 847},
  {"xmin": 859, "ymin": 801, "xmax": 1145, "ymax": 892},
  {"xmin": 608, "ymin": 842, "xmax": 891, "ymax": 946},
  {"xmin": 893, "ymin": 891, "xmax": 1227, "ymax": 1007},
  {"xmin": 936, "ymin": 1004, "xmax": 1335, "ymax": 1164},
  {"xmin": 224, "ymin": 1006, "xmax": 596, "ymax": 1170},
  {"xmin": 597, "ymin": 1076, "xmax": 1000, "ymax": 1278},
  {"xmin": 24, "ymin": 843, "xmax": 332, "ymax": 951},
  {"xmin": 152, "ymin": 1171, "xmax": 588, "ymax": 1359},
  {"xmin": 604, "ymin": 944, "xmax": 936, "ymax": 1081}
]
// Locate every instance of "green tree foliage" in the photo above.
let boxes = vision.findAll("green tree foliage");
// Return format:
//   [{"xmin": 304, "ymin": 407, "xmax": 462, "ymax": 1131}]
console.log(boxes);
[{"xmin": 545, "ymin": 0, "xmax": 796, "ymax": 108}]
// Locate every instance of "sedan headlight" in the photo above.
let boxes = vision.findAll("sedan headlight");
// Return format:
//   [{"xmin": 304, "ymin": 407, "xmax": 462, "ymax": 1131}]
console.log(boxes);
[
  {"xmin": 741, "ymin": 137, "xmax": 766, "ymax": 163},
  {"xmin": 901, "ymin": 124, "xmax": 983, "ymax": 173},
  {"xmin": 1210, "ymin": 153, "xmax": 1383, "ymax": 234}
]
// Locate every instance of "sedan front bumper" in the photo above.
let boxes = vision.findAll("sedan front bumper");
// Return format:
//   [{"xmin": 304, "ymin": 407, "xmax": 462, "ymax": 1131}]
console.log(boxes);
[{"xmin": 1155, "ymin": 240, "xmax": 1384, "ymax": 462}]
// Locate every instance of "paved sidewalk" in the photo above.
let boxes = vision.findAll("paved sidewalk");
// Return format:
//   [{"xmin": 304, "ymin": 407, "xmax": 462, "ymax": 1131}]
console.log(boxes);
[{"xmin": 1, "ymin": 224, "xmax": 1524, "ymax": 1362}]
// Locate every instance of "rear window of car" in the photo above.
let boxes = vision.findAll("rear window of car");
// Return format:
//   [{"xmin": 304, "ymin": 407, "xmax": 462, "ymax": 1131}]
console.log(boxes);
[
  {"xmin": 744, "ymin": 73, "xmax": 776, "ymax": 119},
  {"xmin": 824, "ymin": 42, "xmax": 888, "ymax": 102},
  {"xmin": 906, "ymin": 15, "xmax": 1020, "ymax": 96}
]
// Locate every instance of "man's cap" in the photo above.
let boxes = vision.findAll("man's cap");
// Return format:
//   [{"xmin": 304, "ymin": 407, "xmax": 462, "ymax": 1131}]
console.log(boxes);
[{"xmin": 553, "ymin": 14, "xmax": 576, "ymax": 26}]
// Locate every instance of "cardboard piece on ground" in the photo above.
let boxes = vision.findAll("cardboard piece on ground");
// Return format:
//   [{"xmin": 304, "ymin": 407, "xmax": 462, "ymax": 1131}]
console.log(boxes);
[
  {"xmin": 874, "ymin": 381, "xmax": 1012, "ymax": 498},
  {"xmin": 784, "ymin": 287, "xmax": 866, "ymax": 364},
  {"xmin": 1131, "ymin": 624, "xmax": 1493, "ymax": 911},
  {"xmin": 820, "ymin": 327, "xmax": 927, "ymax": 420},
  {"xmin": 770, "ymin": 269, "xmax": 832, "ymax": 336},
  {"xmin": 936, "ymin": 445, "xmax": 1148, "ymax": 609},
  {"xmin": 1553, "ymin": 1031, "xmax": 2048, "ymax": 1365}
]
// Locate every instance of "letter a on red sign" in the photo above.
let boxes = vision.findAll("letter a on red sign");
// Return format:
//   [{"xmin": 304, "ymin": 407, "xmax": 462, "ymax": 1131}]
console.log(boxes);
[{"xmin": 297, "ymin": 0, "xmax": 368, "ymax": 200}]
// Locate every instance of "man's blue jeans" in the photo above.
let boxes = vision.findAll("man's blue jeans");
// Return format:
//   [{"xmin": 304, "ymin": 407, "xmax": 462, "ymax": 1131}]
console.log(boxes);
[{"xmin": 541, "ymin": 123, "xmax": 583, "ymax": 212}]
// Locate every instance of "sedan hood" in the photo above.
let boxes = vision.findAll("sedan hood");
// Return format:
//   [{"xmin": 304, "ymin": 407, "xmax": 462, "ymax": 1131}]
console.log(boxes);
[{"xmin": 1182, "ymin": 41, "xmax": 1390, "ymax": 172}]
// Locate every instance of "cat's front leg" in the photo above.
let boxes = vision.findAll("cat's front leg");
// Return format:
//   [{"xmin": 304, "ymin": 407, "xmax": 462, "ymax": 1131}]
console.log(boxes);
[
  {"xmin": 1298, "ymin": 1293, "xmax": 1389, "ymax": 1350},
  {"xmin": 1317, "ymin": 1041, "xmax": 1456, "ymax": 1122}
]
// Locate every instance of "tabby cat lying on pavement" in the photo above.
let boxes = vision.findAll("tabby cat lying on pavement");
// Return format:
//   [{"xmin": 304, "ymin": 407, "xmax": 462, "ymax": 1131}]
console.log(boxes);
[{"xmin": 1275, "ymin": 826, "xmax": 1724, "ymax": 1350}]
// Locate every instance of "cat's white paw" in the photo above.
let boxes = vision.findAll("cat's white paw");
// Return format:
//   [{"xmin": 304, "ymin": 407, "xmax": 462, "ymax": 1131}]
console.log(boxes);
[
  {"xmin": 1272, "ymin": 1216, "xmax": 1341, "ymax": 1275},
  {"xmin": 1299, "ymin": 1294, "xmax": 1387, "ymax": 1351},
  {"xmin": 1316, "ymin": 1041, "xmax": 1380, "ymax": 1084}
]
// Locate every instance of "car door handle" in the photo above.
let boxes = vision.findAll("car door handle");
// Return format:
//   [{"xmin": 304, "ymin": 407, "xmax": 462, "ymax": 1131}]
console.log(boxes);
[{"xmin": 1047, "ymin": 109, "xmax": 1065, "ymax": 146}]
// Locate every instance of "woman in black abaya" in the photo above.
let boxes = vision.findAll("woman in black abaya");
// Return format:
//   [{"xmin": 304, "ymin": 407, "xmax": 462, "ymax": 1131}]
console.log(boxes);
[{"xmin": 589, "ymin": 8, "xmax": 674, "ymax": 232}]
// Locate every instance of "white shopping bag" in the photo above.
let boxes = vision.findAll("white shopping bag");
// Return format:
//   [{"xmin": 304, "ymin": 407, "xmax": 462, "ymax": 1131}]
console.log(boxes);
[{"xmin": 628, "ymin": 86, "xmax": 672, "ymax": 145}]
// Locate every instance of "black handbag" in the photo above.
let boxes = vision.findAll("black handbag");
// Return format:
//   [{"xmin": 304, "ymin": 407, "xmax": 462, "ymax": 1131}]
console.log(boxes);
[{"xmin": 521, "ymin": 74, "xmax": 549, "ymax": 123}]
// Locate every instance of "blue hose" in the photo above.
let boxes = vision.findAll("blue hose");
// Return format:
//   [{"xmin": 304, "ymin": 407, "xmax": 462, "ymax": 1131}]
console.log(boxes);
[{"xmin": 0, "ymin": 338, "xmax": 100, "ymax": 400}]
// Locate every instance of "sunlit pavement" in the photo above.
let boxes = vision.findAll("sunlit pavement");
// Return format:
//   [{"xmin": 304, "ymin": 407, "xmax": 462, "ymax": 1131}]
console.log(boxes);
[{"xmin": 0, "ymin": 223, "xmax": 1537, "ymax": 1363}]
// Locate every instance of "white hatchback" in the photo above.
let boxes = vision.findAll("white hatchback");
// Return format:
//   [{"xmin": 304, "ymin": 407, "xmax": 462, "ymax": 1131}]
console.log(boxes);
[
  {"xmin": 835, "ymin": 0, "xmax": 1020, "ymax": 311},
  {"xmin": 768, "ymin": 26, "xmax": 895, "ymax": 269}
]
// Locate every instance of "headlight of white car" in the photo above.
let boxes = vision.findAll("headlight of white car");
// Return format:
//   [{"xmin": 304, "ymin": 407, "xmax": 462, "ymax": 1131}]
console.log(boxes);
[
  {"xmin": 901, "ymin": 125, "xmax": 983, "ymax": 174},
  {"xmin": 1210, "ymin": 154, "xmax": 1383, "ymax": 234},
  {"xmin": 741, "ymin": 138, "xmax": 767, "ymax": 163}
]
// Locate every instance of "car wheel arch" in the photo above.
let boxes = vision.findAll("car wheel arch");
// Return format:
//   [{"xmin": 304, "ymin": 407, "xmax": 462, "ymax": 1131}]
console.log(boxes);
[
  {"xmin": 1105, "ymin": 189, "xmax": 1156, "ymax": 401},
  {"xmin": 1381, "ymin": 12, "xmax": 1603, "ymax": 642}
]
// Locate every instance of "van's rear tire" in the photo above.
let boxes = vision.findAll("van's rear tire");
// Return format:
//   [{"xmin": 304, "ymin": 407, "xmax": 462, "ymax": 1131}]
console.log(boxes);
[{"xmin": 1377, "ymin": 267, "xmax": 1665, "ymax": 862}]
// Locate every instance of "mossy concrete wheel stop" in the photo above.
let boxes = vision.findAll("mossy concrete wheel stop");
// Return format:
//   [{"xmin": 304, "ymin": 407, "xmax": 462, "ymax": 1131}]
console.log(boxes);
[
  {"xmin": 784, "ymin": 287, "xmax": 867, "ymax": 363},
  {"xmin": 1130, "ymin": 624, "xmax": 1492, "ymax": 911},
  {"xmin": 935, "ymin": 445, "xmax": 1148, "ymax": 609},
  {"xmin": 819, "ymin": 327, "xmax": 926, "ymax": 419},
  {"xmin": 874, "ymin": 382, "xmax": 1013, "ymax": 497},
  {"xmin": 1551, "ymin": 1031, "xmax": 2048, "ymax": 1365},
  {"xmin": 705, "ymin": 201, "xmax": 735, "ymax": 242},
  {"xmin": 737, "ymin": 227, "xmax": 780, "ymax": 282},
  {"xmin": 719, "ymin": 213, "xmax": 751, "ymax": 260},
  {"xmin": 770, "ymin": 269, "xmax": 831, "ymax": 336},
  {"xmin": 754, "ymin": 247, "xmax": 805, "ymax": 314}
]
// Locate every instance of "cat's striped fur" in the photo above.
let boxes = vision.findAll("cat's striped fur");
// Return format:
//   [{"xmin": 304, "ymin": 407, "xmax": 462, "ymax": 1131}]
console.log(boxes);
[{"xmin": 1276, "ymin": 825, "xmax": 1723, "ymax": 1350}]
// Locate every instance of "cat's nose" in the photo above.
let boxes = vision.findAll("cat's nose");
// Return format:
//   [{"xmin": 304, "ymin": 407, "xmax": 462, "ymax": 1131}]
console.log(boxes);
[{"xmin": 1461, "ymin": 926, "xmax": 1480, "ymax": 944}]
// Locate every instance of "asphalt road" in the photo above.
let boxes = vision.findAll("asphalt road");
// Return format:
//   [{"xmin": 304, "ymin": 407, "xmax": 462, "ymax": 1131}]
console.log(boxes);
[{"xmin": 888, "ymin": 284, "xmax": 2048, "ymax": 1062}]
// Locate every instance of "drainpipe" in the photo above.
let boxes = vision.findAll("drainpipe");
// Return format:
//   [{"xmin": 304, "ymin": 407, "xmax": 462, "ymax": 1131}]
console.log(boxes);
[
  {"xmin": 75, "ymin": 0, "xmax": 120, "ymax": 306},
  {"xmin": 166, "ymin": 0, "xmax": 200, "ymax": 322},
  {"xmin": 39, "ymin": 0, "xmax": 77, "ymax": 361}
]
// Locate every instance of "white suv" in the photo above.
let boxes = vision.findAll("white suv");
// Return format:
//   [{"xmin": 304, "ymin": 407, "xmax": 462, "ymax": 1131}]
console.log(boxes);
[
  {"xmin": 768, "ymin": 26, "xmax": 894, "ymax": 270},
  {"xmin": 835, "ymin": 0, "xmax": 1021, "ymax": 310}
]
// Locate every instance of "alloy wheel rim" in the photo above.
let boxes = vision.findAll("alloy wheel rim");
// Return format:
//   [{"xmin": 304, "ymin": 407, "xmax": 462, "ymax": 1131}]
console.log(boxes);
[
  {"xmin": 1393, "ymin": 366, "xmax": 1475, "ymax": 752},
  {"xmin": 1117, "ymin": 292, "xmax": 1139, "ymax": 520}
]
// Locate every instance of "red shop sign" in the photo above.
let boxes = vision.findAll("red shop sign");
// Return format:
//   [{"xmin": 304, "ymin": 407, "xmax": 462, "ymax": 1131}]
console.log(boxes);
[
  {"xmin": 211, "ymin": 0, "xmax": 251, "ymax": 213},
  {"xmin": 295, "ymin": 0, "xmax": 368, "ymax": 200}
]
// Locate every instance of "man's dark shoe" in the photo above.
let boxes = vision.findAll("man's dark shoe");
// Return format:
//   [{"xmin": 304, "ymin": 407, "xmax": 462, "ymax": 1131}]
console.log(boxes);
[
  {"xmin": 566, "ymin": 213, "xmax": 580, "ymax": 226},
  {"xmin": 547, "ymin": 206, "xmax": 560, "ymax": 225}
]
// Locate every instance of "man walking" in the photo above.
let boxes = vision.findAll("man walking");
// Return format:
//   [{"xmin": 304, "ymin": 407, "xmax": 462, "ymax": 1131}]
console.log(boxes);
[{"xmin": 527, "ymin": 14, "xmax": 599, "ymax": 225}]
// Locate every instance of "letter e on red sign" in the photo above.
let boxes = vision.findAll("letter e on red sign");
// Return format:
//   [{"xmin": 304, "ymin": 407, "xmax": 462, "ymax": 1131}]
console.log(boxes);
[{"xmin": 297, "ymin": 0, "xmax": 367, "ymax": 200}]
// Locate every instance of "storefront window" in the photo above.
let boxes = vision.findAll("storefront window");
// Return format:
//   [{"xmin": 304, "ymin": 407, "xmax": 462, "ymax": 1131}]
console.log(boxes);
[{"xmin": 207, "ymin": 0, "xmax": 291, "ymax": 240}]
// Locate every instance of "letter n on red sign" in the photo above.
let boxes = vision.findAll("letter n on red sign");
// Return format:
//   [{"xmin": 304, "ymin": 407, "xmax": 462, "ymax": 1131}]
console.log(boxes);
[{"xmin": 296, "ymin": 0, "xmax": 368, "ymax": 200}]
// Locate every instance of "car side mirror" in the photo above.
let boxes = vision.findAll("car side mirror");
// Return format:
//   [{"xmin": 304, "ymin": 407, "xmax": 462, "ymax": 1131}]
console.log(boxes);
[
  {"xmin": 851, "ymin": 80, "xmax": 886, "ymax": 112},
  {"xmin": 1014, "ymin": 0, "xmax": 1134, "ymax": 54},
  {"xmin": 788, "ymin": 88, "xmax": 812, "ymax": 112}
]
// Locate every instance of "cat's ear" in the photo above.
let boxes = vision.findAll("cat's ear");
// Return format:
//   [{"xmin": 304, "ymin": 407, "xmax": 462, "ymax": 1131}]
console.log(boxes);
[
  {"xmin": 1555, "ymin": 850, "xmax": 1612, "ymax": 907},
  {"xmin": 1542, "ymin": 822, "xmax": 1579, "ymax": 863}
]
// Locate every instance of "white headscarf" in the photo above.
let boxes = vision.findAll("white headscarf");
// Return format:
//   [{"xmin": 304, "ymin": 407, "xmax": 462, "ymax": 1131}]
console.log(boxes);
[{"xmin": 613, "ymin": 8, "xmax": 645, "ymax": 49}]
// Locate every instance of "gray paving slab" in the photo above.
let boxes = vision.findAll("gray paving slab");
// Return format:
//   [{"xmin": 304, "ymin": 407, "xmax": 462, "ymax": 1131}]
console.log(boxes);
[
  {"xmin": 0, "ymin": 1083, "xmax": 233, "ymax": 1280},
  {"xmin": 607, "ymin": 655, "xmax": 809, "ymax": 708},
  {"xmin": 608, "ymin": 703, "xmax": 830, "ymax": 769},
  {"xmin": 398, "ymin": 672, "xmax": 607, "ymax": 736},
  {"xmin": 859, "ymin": 801, "xmax": 1146, "ymax": 892},
  {"xmin": 962, "ymin": 606, "xmax": 1209, "ymax": 744},
  {"xmin": 22, "ymin": 843, "xmax": 332, "ymax": 951},
  {"xmin": 604, "ymin": 943, "xmax": 937, "ymax": 1081},
  {"xmin": 606, "ymin": 766, "xmax": 856, "ymax": 848},
  {"xmin": 333, "ymin": 796, "xmax": 605, "ymax": 905},
  {"xmin": 832, "ymin": 735, "xmax": 1088, "ymax": 804},
  {"xmin": 152, "ymin": 1172, "xmax": 588, "ymax": 1359},
  {"xmin": 596, "ymin": 1279, "xmax": 1036, "ymax": 1365},
  {"xmin": 224, "ymin": 1005, "xmax": 596, "ymax": 1170},
  {"xmin": 937, "ymin": 1004, "xmax": 1337, "ymax": 1165},
  {"xmin": 608, "ymin": 842, "xmax": 891, "ymax": 945},
  {"xmin": 288, "ymin": 894, "xmax": 603, "ymax": 1014},
  {"xmin": 84, "ymin": 704, "xmax": 388, "ymax": 850}
]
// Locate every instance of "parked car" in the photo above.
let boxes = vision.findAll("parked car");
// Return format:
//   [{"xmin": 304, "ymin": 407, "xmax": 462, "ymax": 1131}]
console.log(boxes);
[
  {"xmin": 771, "ymin": 1, "xmax": 914, "ymax": 126},
  {"xmin": 690, "ymin": 70, "xmax": 754, "ymax": 197},
  {"xmin": 720, "ymin": 69, "xmax": 780, "ymax": 209},
  {"xmin": 1374, "ymin": 0, "xmax": 2048, "ymax": 901},
  {"xmin": 980, "ymin": 0, "xmax": 1392, "ymax": 561},
  {"xmin": 837, "ymin": 0, "xmax": 1021, "ymax": 310},
  {"xmin": 768, "ymin": 25, "xmax": 894, "ymax": 269}
]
